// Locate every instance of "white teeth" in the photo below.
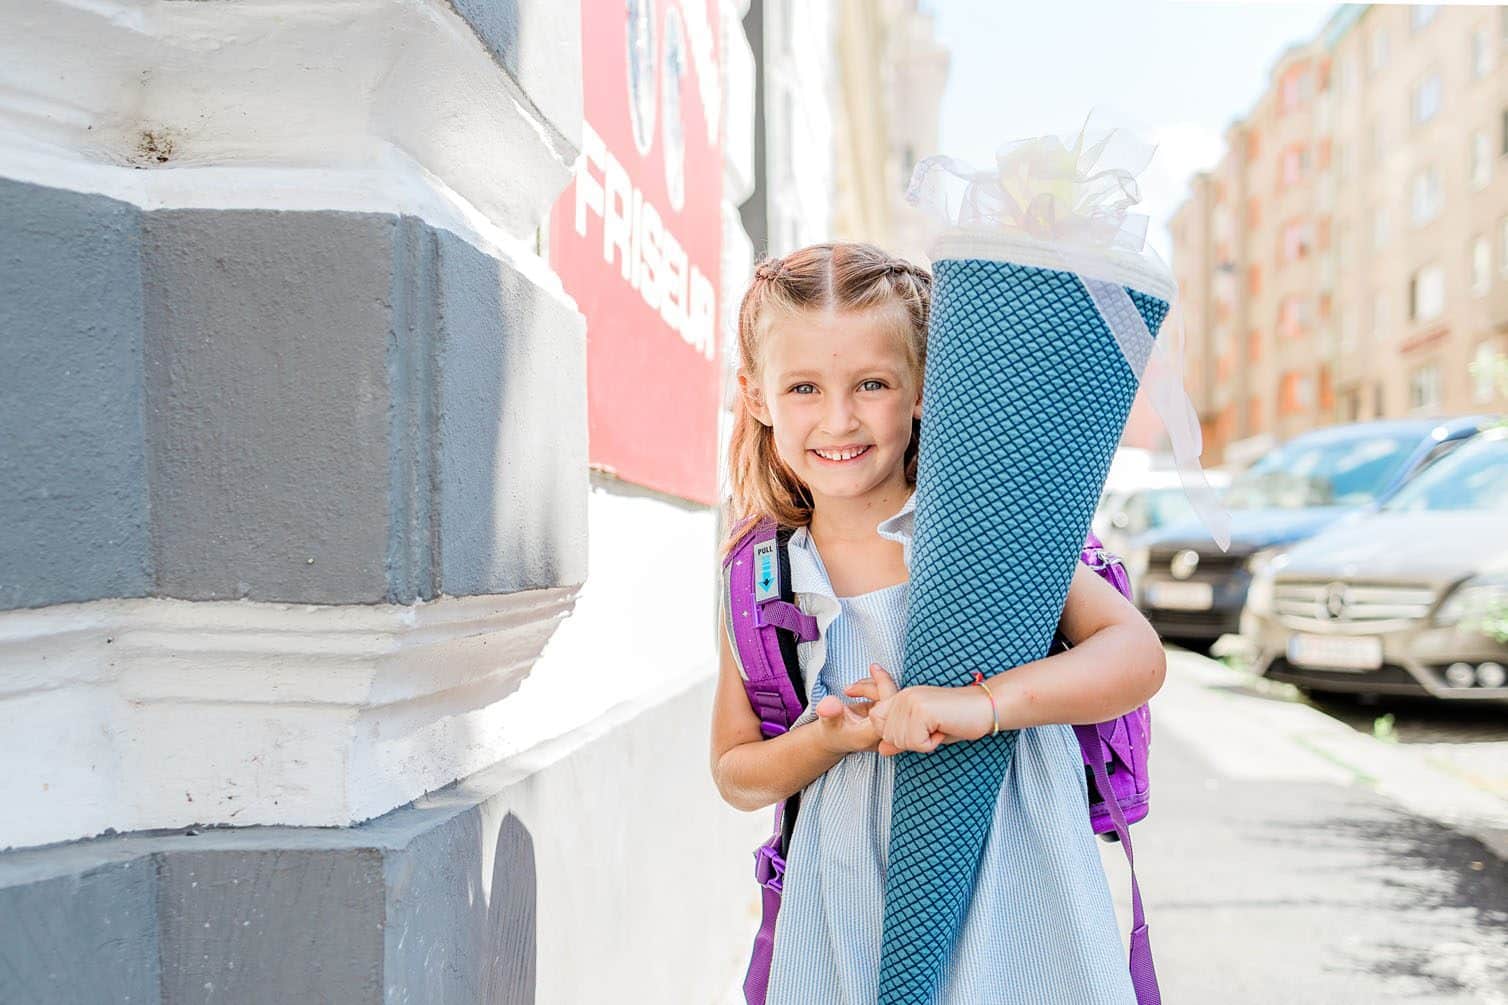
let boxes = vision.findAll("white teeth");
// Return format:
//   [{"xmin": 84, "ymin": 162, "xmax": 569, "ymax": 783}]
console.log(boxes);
[{"xmin": 814, "ymin": 446, "xmax": 868, "ymax": 461}]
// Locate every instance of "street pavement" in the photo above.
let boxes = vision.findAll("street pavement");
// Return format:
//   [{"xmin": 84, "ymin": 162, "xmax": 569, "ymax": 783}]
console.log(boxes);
[{"xmin": 1102, "ymin": 649, "xmax": 1508, "ymax": 1003}]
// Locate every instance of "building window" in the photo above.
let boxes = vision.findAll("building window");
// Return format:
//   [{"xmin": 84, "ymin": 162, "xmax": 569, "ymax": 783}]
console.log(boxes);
[
  {"xmin": 1247, "ymin": 329, "xmax": 1262, "ymax": 363},
  {"xmin": 1337, "ymin": 222, "xmax": 1352, "ymax": 269},
  {"xmin": 1278, "ymin": 296, "xmax": 1309, "ymax": 338},
  {"xmin": 1248, "ymin": 265, "xmax": 1262, "ymax": 297},
  {"xmin": 1473, "ymin": 29, "xmax": 1493, "ymax": 79},
  {"xmin": 1408, "ymin": 363, "xmax": 1441, "ymax": 412},
  {"xmin": 1501, "ymin": 217, "xmax": 1508, "ymax": 274},
  {"xmin": 1411, "ymin": 167, "xmax": 1442, "ymax": 224},
  {"xmin": 1412, "ymin": 73, "xmax": 1441, "ymax": 125},
  {"xmin": 1473, "ymin": 236, "xmax": 1492, "ymax": 296},
  {"xmin": 1473, "ymin": 130, "xmax": 1493, "ymax": 189},
  {"xmin": 1370, "ymin": 29, "xmax": 1390, "ymax": 73},
  {"xmin": 1473, "ymin": 342, "xmax": 1500, "ymax": 402},
  {"xmin": 1408, "ymin": 264, "xmax": 1446, "ymax": 322},
  {"xmin": 1280, "ymin": 219, "xmax": 1313, "ymax": 264},
  {"xmin": 1411, "ymin": 5, "xmax": 1438, "ymax": 32},
  {"xmin": 1280, "ymin": 67, "xmax": 1312, "ymax": 113},
  {"xmin": 1501, "ymin": 108, "xmax": 1508, "ymax": 156},
  {"xmin": 1279, "ymin": 145, "xmax": 1308, "ymax": 187},
  {"xmin": 1372, "ymin": 290, "xmax": 1388, "ymax": 340}
]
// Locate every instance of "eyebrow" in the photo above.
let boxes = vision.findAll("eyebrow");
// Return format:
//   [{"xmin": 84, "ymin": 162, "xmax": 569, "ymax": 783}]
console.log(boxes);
[{"xmin": 777, "ymin": 366, "xmax": 902, "ymax": 383}]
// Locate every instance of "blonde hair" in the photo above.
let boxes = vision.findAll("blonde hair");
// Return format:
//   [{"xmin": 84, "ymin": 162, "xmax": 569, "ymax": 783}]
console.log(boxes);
[{"xmin": 720, "ymin": 242, "xmax": 931, "ymax": 557}]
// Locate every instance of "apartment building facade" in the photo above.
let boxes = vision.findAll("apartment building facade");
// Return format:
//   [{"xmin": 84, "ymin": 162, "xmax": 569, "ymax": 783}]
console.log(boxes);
[{"xmin": 1172, "ymin": 4, "xmax": 1508, "ymax": 467}]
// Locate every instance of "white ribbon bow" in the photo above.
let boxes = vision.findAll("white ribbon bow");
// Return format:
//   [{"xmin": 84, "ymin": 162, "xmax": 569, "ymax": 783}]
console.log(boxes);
[{"xmin": 907, "ymin": 117, "xmax": 1232, "ymax": 552}]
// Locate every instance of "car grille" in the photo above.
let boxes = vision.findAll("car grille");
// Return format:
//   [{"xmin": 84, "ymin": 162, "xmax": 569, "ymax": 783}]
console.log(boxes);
[
  {"xmin": 1148, "ymin": 552, "xmax": 1245, "ymax": 577},
  {"xmin": 1274, "ymin": 581, "xmax": 1436, "ymax": 627}
]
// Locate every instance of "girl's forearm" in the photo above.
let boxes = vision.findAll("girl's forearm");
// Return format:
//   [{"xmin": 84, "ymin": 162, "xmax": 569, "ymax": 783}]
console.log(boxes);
[
  {"xmin": 983, "ymin": 623, "xmax": 1166, "ymax": 732},
  {"xmin": 714, "ymin": 720, "xmax": 846, "ymax": 813}
]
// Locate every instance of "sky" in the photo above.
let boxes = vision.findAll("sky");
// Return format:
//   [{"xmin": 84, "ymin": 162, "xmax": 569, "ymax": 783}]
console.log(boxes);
[{"xmin": 930, "ymin": 0, "xmax": 1343, "ymax": 260}]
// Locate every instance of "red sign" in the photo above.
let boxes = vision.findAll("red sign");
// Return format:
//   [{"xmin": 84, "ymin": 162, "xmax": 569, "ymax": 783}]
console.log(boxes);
[{"xmin": 550, "ymin": 0, "xmax": 724, "ymax": 505}]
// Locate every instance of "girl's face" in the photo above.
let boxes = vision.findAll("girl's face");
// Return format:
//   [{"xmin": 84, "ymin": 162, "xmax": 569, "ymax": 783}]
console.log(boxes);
[{"xmin": 743, "ymin": 307, "xmax": 923, "ymax": 504}]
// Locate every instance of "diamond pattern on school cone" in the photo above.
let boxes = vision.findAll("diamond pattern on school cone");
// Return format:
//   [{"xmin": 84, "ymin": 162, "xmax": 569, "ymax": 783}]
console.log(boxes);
[{"xmin": 878, "ymin": 259, "xmax": 1168, "ymax": 1002}]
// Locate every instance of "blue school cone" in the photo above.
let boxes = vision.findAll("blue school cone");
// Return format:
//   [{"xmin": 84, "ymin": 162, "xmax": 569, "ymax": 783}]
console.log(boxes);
[{"xmin": 876, "ymin": 257, "xmax": 1170, "ymax": 1003}]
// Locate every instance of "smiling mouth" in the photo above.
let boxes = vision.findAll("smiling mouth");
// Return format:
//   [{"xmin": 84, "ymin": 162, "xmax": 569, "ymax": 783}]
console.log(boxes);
[{"xmin": 810, "ymin": 445, "xmax": 873, "ymax": 463}]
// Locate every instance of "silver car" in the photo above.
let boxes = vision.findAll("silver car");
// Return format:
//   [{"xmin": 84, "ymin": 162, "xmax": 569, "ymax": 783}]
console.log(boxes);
[{"xmin": 1241, "ymin": 426, "xmax": 1508, "ymax": 701}]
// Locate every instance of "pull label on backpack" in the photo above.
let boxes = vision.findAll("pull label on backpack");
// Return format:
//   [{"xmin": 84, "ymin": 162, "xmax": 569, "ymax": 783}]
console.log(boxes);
[{"xmin": 753, "ymin": 538, "xmax": 780, "ymax": 602}]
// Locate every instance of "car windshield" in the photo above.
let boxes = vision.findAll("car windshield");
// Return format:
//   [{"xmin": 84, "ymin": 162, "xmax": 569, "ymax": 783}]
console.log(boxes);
[
  {"xmin": 1143, "ymin": 488, "xmax": 1197, "ymax": 530},
  {"xmin": 1382, "ymin": 434, "xmax": 1508, "ymax": 512},
  {"xmin": 1222, "ymin": 432, "xmax": 1417, "ymax": 509}
]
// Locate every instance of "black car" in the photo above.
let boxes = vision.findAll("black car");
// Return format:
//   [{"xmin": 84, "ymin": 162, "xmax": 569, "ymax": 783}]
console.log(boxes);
[{"xmin": 1132, "ymin": 416, "xmax": 1497, "ymax": 653}]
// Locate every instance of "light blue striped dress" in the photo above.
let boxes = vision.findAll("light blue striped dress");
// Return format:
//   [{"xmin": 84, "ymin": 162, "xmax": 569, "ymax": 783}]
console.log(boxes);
[{"xmin": 764, "ymin": 491, "xmax": 1135, "ymax": 1005}]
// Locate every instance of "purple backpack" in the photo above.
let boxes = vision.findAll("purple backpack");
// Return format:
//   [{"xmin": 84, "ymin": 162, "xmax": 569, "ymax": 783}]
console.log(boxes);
[{"xmin": 722, "ymin": 518, "xmax": 1159, "ymax": 1005}]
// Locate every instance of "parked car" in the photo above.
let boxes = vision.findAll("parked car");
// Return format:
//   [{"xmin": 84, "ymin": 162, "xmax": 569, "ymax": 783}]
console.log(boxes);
[
  {"xmin": 1132, "ymin": 416, "xmax": 1497, "ymax": 653},
  {"xmin": 1241, "ymin": 425, "xmax": 1508, "ymax": 701},
  {"xmin": 1093, "ymin": 468, "xmax": 1231, "ymax": 560}
]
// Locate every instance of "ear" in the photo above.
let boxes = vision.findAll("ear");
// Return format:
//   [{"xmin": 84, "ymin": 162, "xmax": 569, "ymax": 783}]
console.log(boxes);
[
  {"xmin": 912, "ymin": 389, "xmax": 923, "ymax": 422},
  {"xmin": 738, "ymin": 370, "xmax": 772, "ymax": 426}
]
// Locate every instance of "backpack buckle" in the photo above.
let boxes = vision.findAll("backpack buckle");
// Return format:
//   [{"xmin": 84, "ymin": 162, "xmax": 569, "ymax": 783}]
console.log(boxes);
[{"xmin": 753, "ymin": 841, "xmax": 787, "ymax": 893}]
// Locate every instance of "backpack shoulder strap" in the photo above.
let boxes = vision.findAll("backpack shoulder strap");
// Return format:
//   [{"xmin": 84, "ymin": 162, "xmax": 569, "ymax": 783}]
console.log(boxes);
[{"xmin": 722, "ymin": 518, "xmax": 810, "ymax": 738}]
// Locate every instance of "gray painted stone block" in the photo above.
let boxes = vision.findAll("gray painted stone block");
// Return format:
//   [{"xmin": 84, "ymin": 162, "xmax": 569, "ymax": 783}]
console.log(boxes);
[
  {"xmin": 0, "ymin": 181, "xmax": 151, "ymax": 610},
  {"xmin": 157, "ymin": 849, "xmax": 385, "ymax": 1004},
  {"xmin": 142, "ymin": 210, "xmax": 397, "ymax": 604},
  {"xmin": 0, "ymin": 179, "xmax": 588, "ymax": 609},
  {"xmin": 433, "ymin": 230, "xmax": 589, "ymax": 596},
  {"xmin": 0, "ymin": 855, "xmax": 159, "ymax": 1005},
  {"xmin": 383, "ymin": 808, "xmax": 537, "ymax": 1004}
]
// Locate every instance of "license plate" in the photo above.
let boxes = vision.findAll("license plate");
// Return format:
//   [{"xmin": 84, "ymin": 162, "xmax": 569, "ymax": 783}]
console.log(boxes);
[
  {"xmin": 1287, "ymin": 633, "xmax": 1383, "ymax": 671},
  {"xmin": 1147, "ymin": 581, "xmax": 1213, "ymax": 611}
]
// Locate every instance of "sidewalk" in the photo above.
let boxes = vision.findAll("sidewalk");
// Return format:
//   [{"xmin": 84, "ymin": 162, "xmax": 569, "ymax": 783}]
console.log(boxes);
[{"xmin": 1100, "ymin": 651, "xmax": 1508, "ymax": 1002}]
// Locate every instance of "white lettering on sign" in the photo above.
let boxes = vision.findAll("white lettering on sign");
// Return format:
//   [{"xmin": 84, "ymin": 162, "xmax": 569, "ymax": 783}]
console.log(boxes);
[{"xmin": 574, "ymin": 121, "xmax": 717, "ymax": 361}]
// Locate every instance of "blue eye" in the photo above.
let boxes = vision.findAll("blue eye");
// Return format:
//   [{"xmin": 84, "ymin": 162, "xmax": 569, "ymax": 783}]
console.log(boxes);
[
  {"xmin": 791, "ymin": 383, "xmax": 817, "ymax": 394},
  {"xmin": 861, "ymin": 379, "xmax": 886, "ymax": 391}
]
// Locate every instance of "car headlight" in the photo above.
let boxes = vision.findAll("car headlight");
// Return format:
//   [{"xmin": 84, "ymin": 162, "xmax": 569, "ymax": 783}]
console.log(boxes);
[
  {"xmin": 1246, "ymin": 568, "xmax": 1276, "ymax": 615},
  {"xmin": 1435, "ymin": 573, "xmax": 1508, "ymax": 629},
  {"xmin": 1243, "ymin": 549, "xmax": 1288, "ymax": 617},
  {"xmin": 1244, "ymin": 547, "xmax": 1287, "ymax": 576}
]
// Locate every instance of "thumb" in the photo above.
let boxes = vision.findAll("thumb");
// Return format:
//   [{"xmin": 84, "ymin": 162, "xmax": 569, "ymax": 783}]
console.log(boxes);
[{"xmin": 815, "ymin": 694, "xmax": 843, "ymax": 719}]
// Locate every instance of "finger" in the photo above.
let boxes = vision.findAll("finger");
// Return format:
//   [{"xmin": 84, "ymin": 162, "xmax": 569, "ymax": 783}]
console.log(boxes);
[
  {"xmin": 844, "ymin": 679, "xmax": 877, "ymax": 700},
  {"xmin": 870, "ymin": 664, "xmax": 899, "ymax": 697},
  {"xmin": 815, "ymin": 695, "xmax": 843, "ymax": 718},
  {"xmin": 878, "ymin": 739, "xmax": 900, "ymax": 757}
]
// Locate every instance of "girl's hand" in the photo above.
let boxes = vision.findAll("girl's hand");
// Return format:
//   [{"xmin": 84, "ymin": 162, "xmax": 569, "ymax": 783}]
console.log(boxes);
[
  {"xmin": 813, "ymin": 663, "xmax": 899, "ymax": 755},
  {"xmin": 860, "ymin": 679, "xmax": 995, "ymax": 756}
]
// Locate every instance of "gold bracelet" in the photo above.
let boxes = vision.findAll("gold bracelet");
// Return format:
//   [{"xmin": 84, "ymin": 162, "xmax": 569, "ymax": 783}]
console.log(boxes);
[{"xmin": 969, "ymin": 671, "xmax": 999, "ymax": 737}]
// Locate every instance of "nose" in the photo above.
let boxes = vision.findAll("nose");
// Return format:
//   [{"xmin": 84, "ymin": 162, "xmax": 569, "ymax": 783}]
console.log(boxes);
[{"xmin": 821, "ymin": 391, "xmax": 861, "ymax": 436}]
